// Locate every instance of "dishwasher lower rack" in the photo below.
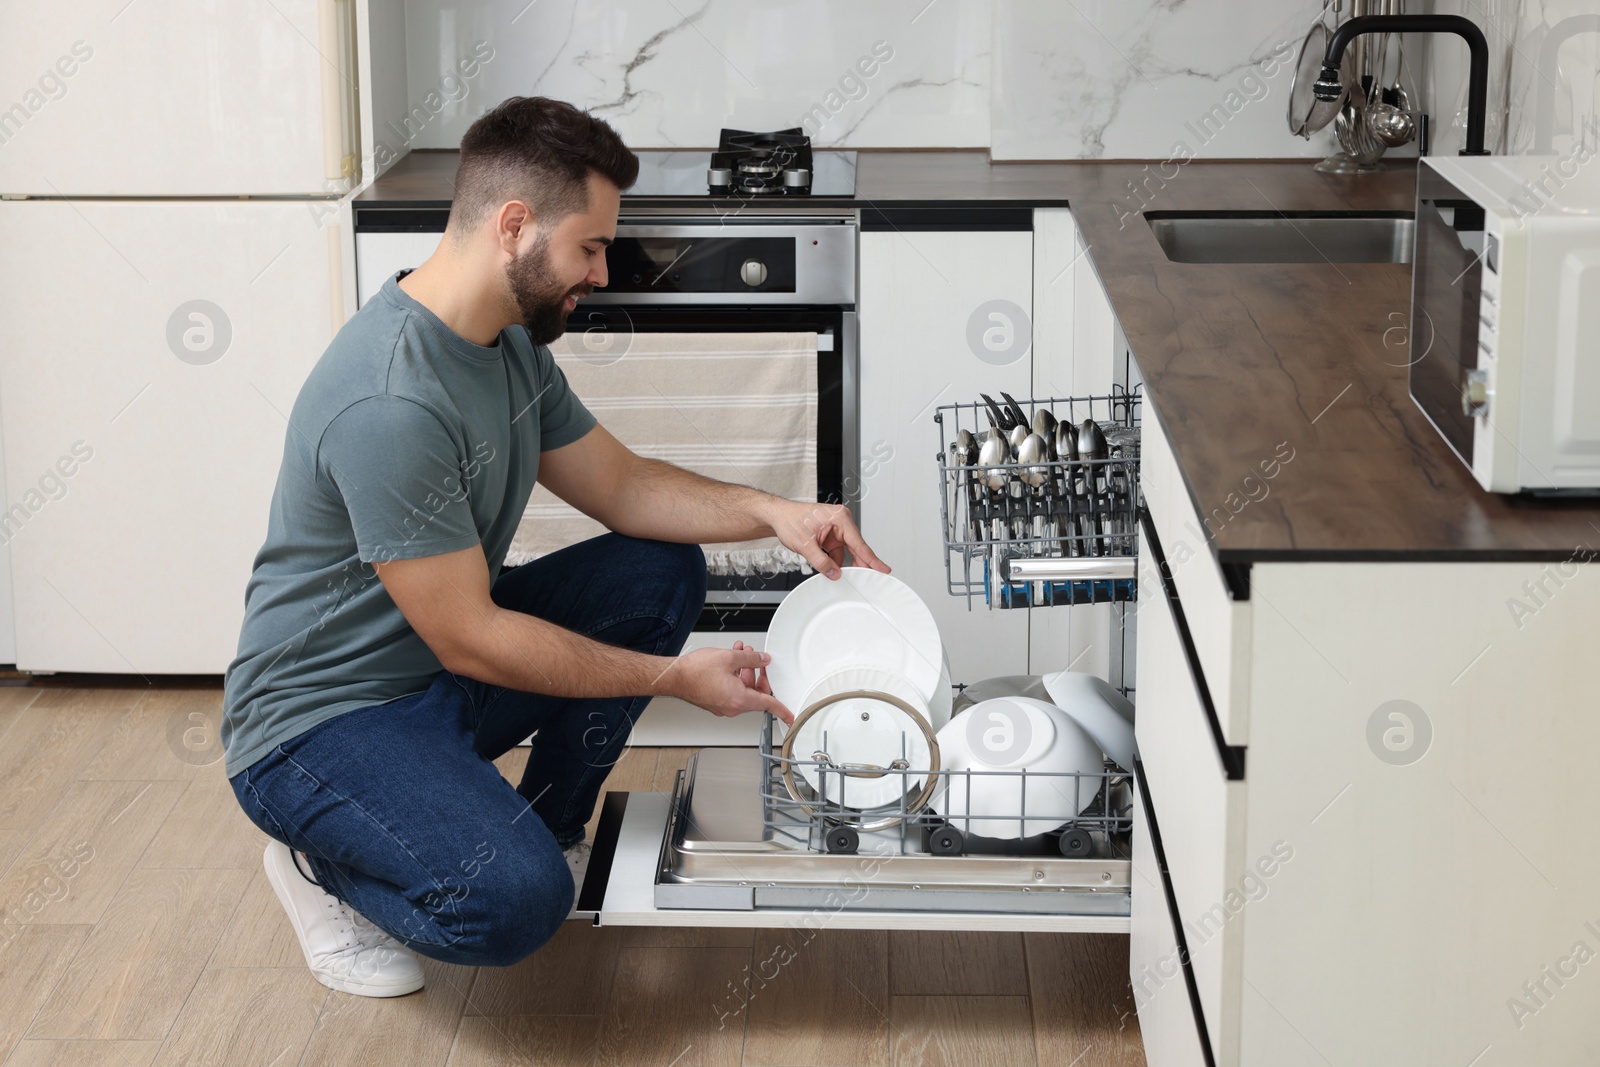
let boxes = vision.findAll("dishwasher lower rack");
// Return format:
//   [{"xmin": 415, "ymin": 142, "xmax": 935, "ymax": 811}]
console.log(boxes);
[
  {"xmin": 935, "ymin": 387, "xmax": 1141, "ymax": 610},
  {"xmin": 652, "ymin": 745, "xmax": 1132, "ymax": 918}
]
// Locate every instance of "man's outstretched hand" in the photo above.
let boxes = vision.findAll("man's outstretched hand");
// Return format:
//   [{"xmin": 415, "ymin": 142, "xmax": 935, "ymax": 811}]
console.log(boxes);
[
  {"xmin": 662, "ymin": 640, "xmax": 794, "ymax": 725},
  {"xmin": 765, "ymin": 500, "xmax": 890, "ymax": 581}
]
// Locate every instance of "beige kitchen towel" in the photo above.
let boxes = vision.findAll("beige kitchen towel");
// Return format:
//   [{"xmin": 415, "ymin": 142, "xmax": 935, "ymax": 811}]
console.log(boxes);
[{"xmin": 506, "ymin": 331, "xmax": 819, "ymax": 575}]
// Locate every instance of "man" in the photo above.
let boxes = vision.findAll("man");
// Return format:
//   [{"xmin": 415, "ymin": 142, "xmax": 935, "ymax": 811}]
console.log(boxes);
[{"xmin": 221, "ymin": 96, "xmax": 888, "ymax": 998}]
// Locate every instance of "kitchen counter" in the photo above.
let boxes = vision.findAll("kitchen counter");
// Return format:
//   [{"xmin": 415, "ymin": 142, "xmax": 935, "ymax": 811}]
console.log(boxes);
[
  {"xmin": 355, "ymin": 149, "xmax": 1600, "ymax": 562},
  {"xmin": 351, "ymin": 147, "xmax": 1077, "ymax": 210},
  {"xmin": 1056, "ymin": 158, "xmax": 1600, "ymax": 564}
]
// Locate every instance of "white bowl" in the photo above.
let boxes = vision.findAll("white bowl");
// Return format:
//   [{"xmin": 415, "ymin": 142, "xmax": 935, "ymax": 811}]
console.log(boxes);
[
  {"xmin": 1040, "ymin": 670, "xmax": 1137, "ymax": 771},
  {"xmin": 950, "ymin": 674, "xmax": 1051, "ymax": 716},
  {"xmin": 933, "ymin": 696, "xmax": 1104, "ymax": 839},
  {"xmin": 782, "ymin": 665, "xmax": 935, "ymax": 810}
]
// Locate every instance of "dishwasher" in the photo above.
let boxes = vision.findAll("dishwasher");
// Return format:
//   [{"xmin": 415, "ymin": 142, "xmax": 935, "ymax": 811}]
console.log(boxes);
[{"xmin": 581, "ymin": 387, "xmax": 1145, "ymax": 933}]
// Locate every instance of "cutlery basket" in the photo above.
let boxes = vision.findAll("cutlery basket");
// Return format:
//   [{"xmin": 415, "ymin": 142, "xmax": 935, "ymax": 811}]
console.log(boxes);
[
  {"xmin": 934, "ymin": 386, "xmax": 1142, "ymax": 609},
  {"xmin": 756, "ymin": 711, "xmax": 1133, "ymax": 861}
]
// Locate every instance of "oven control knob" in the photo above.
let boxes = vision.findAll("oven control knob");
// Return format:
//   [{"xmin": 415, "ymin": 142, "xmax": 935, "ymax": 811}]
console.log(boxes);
[
  {"xmin": 1462, "ymin": 368, "xmax": 1491, "ymax": 417},
  {"xmin": 740, "ymin": 259, "xmax": 768, "ymax": 287}
]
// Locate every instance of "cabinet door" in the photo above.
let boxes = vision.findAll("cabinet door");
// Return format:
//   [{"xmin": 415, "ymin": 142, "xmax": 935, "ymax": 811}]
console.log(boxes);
[
  {"xmin": 0, "ymin": 0, "xmax": 358, "ymax": 195},
  {"xmin": 0, "ymin": 201, "xmax": 341, "ymax": 673},
  {"xmin": 1131, "ymin": 772, "xmax": 1210, "ymax": 1067},
  {"xmin": 1136, "ymin": 531, "xmax": 1248, "ymax": 1065},
  {"xmin": 356, "ymin": 231, "xmax": 444, "ymax": 306},
  {"xmin": 858, "ymin": 227, "xmax": 1033, "ymax": 686}
]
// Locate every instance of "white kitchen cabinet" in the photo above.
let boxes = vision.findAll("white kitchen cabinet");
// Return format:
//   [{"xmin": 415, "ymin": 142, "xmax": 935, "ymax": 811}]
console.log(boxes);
[
  {"xmin": 858, "ymin": 224, "xmax": 1034, "ymax": 686},
  {"xmin": 1142, "ymin": 399, "xmax": 1252, "ymax": 747},
  {"xmin": 1130, "ymin": 771, "xmax": 1210, "ymax": 1067},
  {"xmin": 1131, "ymin": 408, "xmax": 1600, "ymax": 1066},
  {"xmin": 355, "ymin": 230, "xmax": 443, "ymax": 306},
  {"xmin": 1135, "ymin": 528, "xmax": 1246, "ymax": 1064},
  {"xmin": 0, "ymin": 0, "xmax": 358, "ymax": 197},
  {"xmin": 0, "ymin": 201, "xmax": 342, "ymax": 673}
]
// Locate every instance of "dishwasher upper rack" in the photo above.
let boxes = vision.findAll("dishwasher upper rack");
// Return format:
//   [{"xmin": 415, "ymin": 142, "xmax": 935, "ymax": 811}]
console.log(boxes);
[
  {"xmin": 756, "ymin": 712, "xmax": 1133, "ymax": 860},
  {"xmin": 934, "ymin": 387, "xmax": 1142, "ymax": 610}
]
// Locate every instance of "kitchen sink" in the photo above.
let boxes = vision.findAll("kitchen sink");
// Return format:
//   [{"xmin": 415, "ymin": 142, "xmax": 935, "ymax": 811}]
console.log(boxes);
[{"xmin": 1146, "ymin": 210, "xmax": 1415, "ymax": 264}]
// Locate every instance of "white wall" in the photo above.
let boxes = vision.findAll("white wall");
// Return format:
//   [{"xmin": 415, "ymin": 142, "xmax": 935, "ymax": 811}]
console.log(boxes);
[
  {"xmin": 398, "ymin": 0, "xmax": 1335, "ymax": 159},
  {"xmin": 400, "ymin": 0, "xmax": 990, "ymax": 149},
  {"xmin": 1423, "ymin": 0, "xmax": 1599, "ymax": 157},
  {"xmin": 393, "ymin": 0, "xmax": 1594, "ymax": 161},
  {"xmin": 990, "ymin": 0, "xmax": 1332, "ymax": 160}
]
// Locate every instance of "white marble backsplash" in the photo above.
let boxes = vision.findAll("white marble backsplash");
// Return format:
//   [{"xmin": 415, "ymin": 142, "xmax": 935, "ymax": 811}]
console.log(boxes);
[
  {"xmin": 990, "ymin": 0, "xmax": 1332, "ymax": 160},
  {"xmin": 398, "ymin": 0, "xmax": 1594, "ymax": 159},
  {"xmin": 404, "ymin": 0, "xmax": 991, "ymax": 149}
]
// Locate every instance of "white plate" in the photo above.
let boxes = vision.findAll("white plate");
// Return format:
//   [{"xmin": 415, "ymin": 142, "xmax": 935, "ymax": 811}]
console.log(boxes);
[
  {"xmin": 766, "ymin": 568, "xmax": 945, "ymax": 716},
  {"xmin": 1041, "ymin": 670, "xmax": 1137, "ymax": 771},
  {"xmin": 784, "ymin": 665, "xmax": 934, "ymax": 810},
  {"xmin": 933, "ymin": 696, "xmax": 1104, "ymax": 839},
  {"xmin": 929, "ymin": 649, "xmax": 952, "ymax": 732}
]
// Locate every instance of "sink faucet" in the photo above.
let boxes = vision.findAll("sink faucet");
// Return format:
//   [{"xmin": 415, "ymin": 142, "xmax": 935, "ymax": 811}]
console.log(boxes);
[{"xmin": 1312, "ymin": 14, "xmax": 1492, "ymax": 155}]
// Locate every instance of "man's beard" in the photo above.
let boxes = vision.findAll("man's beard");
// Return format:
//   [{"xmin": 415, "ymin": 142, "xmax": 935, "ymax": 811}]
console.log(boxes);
[{"xmin": 507, "ymin": 234, "xmax": 590, "ymax": 345}]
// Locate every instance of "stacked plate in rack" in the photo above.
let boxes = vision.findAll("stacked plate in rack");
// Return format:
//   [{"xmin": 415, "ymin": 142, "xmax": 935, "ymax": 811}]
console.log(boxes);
[{"xmin": 766, "ymin": 568, "xmax": 949, "ymax": 809}]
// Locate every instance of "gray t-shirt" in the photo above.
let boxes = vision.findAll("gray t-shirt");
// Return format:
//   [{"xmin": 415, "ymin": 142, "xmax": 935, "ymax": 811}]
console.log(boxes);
[{"xmin": 221, "ymin": 270, "xmax": 597, "ymax": 778}]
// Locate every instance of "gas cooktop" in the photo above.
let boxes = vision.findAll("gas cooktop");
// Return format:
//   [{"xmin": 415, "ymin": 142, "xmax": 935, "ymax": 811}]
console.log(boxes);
[{"xmin": 625, "ymin": 129, "xmax": 857, "ymax": 199}]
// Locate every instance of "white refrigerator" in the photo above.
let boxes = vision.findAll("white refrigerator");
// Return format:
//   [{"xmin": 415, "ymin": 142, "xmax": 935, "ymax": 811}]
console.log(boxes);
[{"xmin": 0, "ymin": 0, "xmax": 360, "ymax": 673}]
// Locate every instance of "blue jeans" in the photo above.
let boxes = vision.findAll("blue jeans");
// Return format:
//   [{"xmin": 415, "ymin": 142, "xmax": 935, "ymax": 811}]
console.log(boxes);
[{"xmin": 229, "ymin": 533, "xmax": 706, "ymax": 968}]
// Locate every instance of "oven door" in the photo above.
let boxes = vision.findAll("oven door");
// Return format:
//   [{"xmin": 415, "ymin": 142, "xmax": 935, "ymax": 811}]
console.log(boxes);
[
  {"xmin": 1410, "ymin": 167, "xmax": 1488, "ymax": 468},
  {"xmin": 561, "ymin": 304, "xmax": 856, "ymax": 617}
]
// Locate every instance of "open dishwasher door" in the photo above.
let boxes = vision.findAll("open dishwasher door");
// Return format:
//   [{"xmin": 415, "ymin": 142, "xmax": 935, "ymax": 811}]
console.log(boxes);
[{"xmin": 580, "ymin": 748, "xmax": 1133, "ymax": 933}]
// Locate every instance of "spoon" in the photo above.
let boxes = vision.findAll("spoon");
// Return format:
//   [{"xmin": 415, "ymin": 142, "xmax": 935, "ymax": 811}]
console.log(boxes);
[
  {"xmin": 1077, "ymin": 418, "xmax": 1106, "ymax": 462},
  {"xmin": 1052, "ymin": 421, "xmax": 1080, "ymax": 556},
  {"xmin": 1017, "ymin": 432, "xmax": 1050, "ymax": 488},
  {"xmin": 950, "ymin": 429, "xmax": 982, "ymax": 543},
  {"xmin": 978, "ymin": 427, "xmax": 1010, "ymax": 492},
  {"xmin": 1016, "ymin": 432, "xmax": 1052, "ymax": 604},
  {"xmin": 1031, "ymin": 409, "xmax": 1058, "ymax": 458},
  {"xmin": 1078, "ymin": 419, "xmax": 1108, "ymax": 556}
]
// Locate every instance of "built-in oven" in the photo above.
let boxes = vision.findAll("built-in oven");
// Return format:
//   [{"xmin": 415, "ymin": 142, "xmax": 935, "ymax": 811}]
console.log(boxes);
[{"xmin": 577, "ymin": 216, "xmax": 859, "ymax": 624}]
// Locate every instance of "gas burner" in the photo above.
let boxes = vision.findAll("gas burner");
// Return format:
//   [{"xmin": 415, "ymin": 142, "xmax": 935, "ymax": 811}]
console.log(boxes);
[{"xmin": 708, "ymin": 128, "xmax": 815, "ymax": 196}]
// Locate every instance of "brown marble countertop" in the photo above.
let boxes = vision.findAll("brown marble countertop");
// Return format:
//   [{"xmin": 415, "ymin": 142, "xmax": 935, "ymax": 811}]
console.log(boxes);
[
  {"xmin": 1054, "ymin": 158, "xmax": 1600, "ymax": 564},
  {"xmin": 355, "ymin": 149, "xmax": 1600, "ymax": 562}
]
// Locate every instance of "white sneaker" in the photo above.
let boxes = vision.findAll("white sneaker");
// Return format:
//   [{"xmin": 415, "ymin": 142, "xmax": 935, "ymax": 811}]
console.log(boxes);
[
  {"xmin": 263, "ymin": 840, "xmax": 425, "ymax": 997},
  {"xmin": 564, "ymin": 841, "xmax": 592, "ymax": 916}
]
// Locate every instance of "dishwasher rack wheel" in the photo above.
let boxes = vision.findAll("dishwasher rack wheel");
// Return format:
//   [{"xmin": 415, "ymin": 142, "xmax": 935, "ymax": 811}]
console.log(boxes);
[
  {"xmin": 927, "ymin": 822, "xmax": 965, "ymax": 855},
  {"xmin": 1058, "ymin": 827, "xmax": 1094, "ymax": 858},
  {"xmin": 824, "ymin": 825, "xmax": 860, "ymax": 854}
]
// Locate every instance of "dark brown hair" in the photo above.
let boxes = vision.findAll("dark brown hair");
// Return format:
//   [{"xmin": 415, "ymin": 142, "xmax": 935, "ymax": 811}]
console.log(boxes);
[{"xmin": 449, "ymin": 96, "xmax": 638, "ymax": 233}]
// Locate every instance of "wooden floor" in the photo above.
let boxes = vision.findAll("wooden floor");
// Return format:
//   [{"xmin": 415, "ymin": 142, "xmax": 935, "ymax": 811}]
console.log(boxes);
[{"xmin": 0, "ymin": 681, "xmax": 1146, "ymax": 1067}]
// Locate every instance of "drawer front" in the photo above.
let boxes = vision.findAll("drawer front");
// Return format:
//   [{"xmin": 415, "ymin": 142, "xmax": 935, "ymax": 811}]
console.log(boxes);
[
  {"xmin": 1135, "ymin": 540, "xmax": 1246, "ymax": 1065},
  {"xmin": 1130, "ymin": 768, "xmax": 1210, "ymax": 1067},
  {"xmin": 1141, "ymin": 405, "xmax": 1252, "ymax": 745}
]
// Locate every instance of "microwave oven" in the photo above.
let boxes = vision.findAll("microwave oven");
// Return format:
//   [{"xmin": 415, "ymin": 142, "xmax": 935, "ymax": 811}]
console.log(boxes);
[{"xmin": 1410, "ymin": 155, "xmax": 1600, "ymax": 494}]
